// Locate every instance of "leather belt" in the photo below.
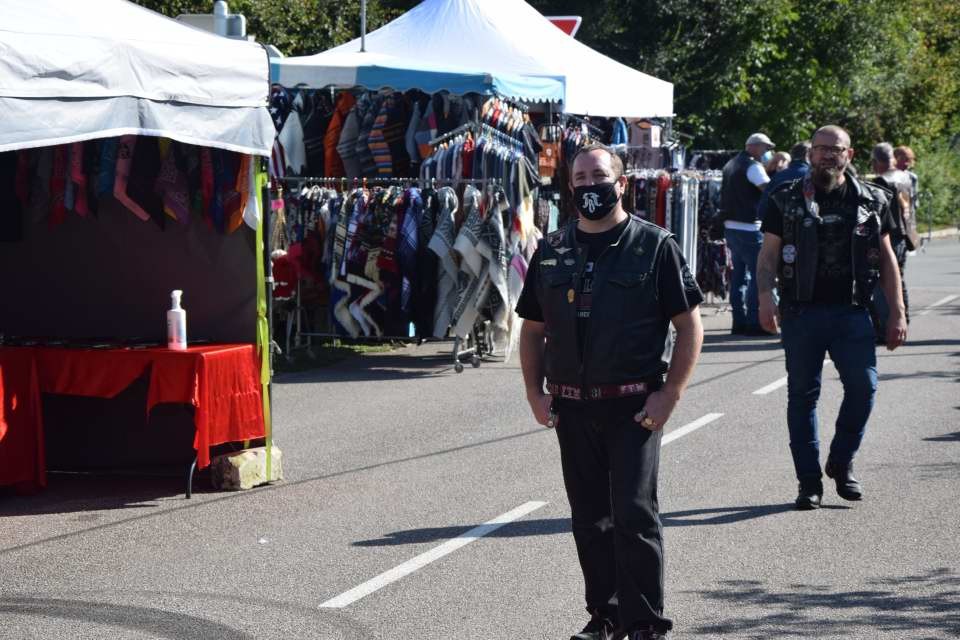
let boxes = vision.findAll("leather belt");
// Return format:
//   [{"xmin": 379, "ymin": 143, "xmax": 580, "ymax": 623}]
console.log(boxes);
[{"xmin": 546, "ymin": 381, "xmax": 653, "ymax": 401}]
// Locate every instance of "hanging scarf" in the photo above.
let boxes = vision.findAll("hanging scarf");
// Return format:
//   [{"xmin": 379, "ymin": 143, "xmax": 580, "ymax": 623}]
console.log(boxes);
[{"xmin": 49, "ymin": 145, "xmax": 68, "ymax": 228}]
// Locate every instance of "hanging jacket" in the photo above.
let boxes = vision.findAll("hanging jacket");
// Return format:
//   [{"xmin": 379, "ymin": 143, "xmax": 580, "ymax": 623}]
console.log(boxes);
[
  {"xmin": 771, "ymin": 173, "xmax": 887, "ymax": 308},
  {"xmin": 535, "ymin": 215, "xmax": 673, "ymax": 388}
]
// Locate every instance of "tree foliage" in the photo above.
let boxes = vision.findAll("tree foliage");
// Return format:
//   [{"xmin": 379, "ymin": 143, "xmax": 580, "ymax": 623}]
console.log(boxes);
[{"xmin": 137, "ymin": 0, "xmax": 958, "ymax": 215}]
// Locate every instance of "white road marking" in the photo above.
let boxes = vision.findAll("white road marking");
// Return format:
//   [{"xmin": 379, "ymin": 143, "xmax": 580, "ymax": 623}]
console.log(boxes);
[
  {"xmin": 753, "ymin": 376, "xmax": 787, "ymax": 395},
  {"xmin": 752, "ymin": 358, "xmax": 830, "ymax": 395},
  {"xmin": 661, "ymin": 413, "xmax": 724, "ymax": 446},
  {"xmin": 323, "ymin": 409, "xmax": 736, "ymax": 608},
  {"xmin": 917, "ymin": 294, "xmax": 958, "ymax": 316},
  {"xmin": 319, "ymin": 500, "xmax": 548, "ymax": 608}
]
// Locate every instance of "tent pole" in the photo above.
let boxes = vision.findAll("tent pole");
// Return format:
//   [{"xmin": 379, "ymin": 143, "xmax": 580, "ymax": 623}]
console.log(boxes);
[{"xmin": 360, "ymin": 0, "xmax": 367, "ymax": 52}]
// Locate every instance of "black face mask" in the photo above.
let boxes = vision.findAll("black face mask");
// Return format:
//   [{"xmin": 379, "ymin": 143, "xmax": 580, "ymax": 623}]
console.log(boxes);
[{"xmin": 573, "ymin": 182, "xmax": 621, "ymax": 221}]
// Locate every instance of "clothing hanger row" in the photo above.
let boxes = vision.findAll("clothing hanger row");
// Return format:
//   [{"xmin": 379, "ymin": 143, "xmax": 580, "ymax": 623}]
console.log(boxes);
[{"xmin": 277, "ymin": 175, "xmax": 503, "ymax": 190}]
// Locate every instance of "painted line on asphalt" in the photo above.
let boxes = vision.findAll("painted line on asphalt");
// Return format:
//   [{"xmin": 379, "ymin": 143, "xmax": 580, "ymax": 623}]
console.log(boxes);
[
  {"xmin": 916, "ymin": 293, "xmax": 958, "ymax": 317},
  {"xmin": 319, "ymin": 500, "xmax": 548, "ymax": 608},
  {"xmin": 661, "ymin": 413, "xmax": 724, "ymax": 446},
  {"xmin": 753, "ymin": 376, "xmax": 787, "ymax": 395},
  {"xmin": 323, "ymin": 410, "xmax": 733, "ymax": 608},
  {"xmin": 751, "ymin": 358, "xmax": 830, "ymax": 395}
]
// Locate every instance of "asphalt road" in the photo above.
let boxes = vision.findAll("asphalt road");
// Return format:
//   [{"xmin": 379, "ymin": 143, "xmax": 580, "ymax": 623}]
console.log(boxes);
[{"xmin": 2, "ymin": 238, "xmax": 958, "ymax": 640}]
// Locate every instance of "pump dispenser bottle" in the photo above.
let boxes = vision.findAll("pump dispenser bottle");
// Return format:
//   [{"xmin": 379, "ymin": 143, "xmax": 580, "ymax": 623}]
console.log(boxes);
[{"xmin": 167, "ymin": 290, "xmax": 187, "ymax": 350}]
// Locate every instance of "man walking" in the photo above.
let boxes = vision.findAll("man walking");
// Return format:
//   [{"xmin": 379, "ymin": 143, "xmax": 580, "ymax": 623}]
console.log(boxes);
[
  {"xmin": 757, "ymin": 125, "xmax": 907, "ymax": 510},
  {"xmin": 869, "ymin": 142, "xmax": 914, "ymax": 335},
  {"xmin": 517, "ymin": 144, "xmax": 704, "ymax": 639},
  {"xmin": 720, "ymin": 133, "xmax": 774, "ymax": 335}
]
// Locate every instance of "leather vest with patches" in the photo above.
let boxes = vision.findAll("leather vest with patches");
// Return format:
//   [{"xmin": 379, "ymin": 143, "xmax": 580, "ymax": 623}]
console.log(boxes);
[
  {"xmin": 771, "ymin": 174, "xmax": 886, "ymax": 307},
  {"xmin": 535, "ymin": 215, "xmax": 672, "ymax": 387}
]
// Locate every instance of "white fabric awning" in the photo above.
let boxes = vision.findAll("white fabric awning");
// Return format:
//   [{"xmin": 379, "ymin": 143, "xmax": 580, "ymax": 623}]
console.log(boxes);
[
  {"xmin": 272, "ymin": 49, "xmax": 564, "ymax": 104},
  {"xmin": 312, "ymin": 0, "xmax": 673, "ymax": 118},
  {"xmin": 0, "ymin": 0, "xmax": 274, "ymax": 156}
]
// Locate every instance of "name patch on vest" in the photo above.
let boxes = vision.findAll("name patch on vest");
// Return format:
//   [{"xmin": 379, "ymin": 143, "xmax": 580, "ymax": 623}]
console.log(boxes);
[{"xmin": 541, "ymin": 258, "xmax": 557, "ymax": 267}]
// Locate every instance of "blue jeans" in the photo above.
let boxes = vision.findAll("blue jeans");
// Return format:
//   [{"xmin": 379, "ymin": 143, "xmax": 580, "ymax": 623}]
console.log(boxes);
[
  {"xmin": 724, "ymin": 228, "xmax": 763, "ymax": 328},
  {"xmin": 780, "ymin": 304, "xmax": 878, "ymax": 479}
]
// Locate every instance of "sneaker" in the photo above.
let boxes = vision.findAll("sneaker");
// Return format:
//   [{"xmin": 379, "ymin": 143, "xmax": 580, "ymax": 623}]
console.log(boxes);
[{"xmin": 571, "ymin": 612, "xmax": 618, "ymax": 640}]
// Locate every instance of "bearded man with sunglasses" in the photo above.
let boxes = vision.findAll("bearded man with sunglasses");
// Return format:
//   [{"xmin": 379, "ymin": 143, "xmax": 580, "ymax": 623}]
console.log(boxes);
[{"xmin": 756, "ymin": 125, "xmax": 907, "ymax": 510}]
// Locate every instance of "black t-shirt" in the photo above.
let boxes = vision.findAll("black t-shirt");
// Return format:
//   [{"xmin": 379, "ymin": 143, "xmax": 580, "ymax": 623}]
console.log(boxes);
[{"xmin": 761, "ymin": 179, "xmax": 893, "ymax": 305}]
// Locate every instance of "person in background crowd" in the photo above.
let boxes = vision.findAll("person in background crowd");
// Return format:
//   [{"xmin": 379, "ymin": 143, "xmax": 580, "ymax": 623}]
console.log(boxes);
[
  {"xmin": 756, "ymin": 125, "xmax": 907, "ymax": 510},
  {"xmin": 765, "ymin": 151, "xmax": 791, "ymax": 177},
  {"xmin": 894, "ymin": 145, "xmax": 920, "ymax": 242},
  {"xmin": 757, "ymin": 141, "xmax": 811, "ymax": 219},
  {"xmin": 720, "ymin": 132, "xmax": 775, "ymax": 336},
  {"xmin": 517, "ymin": 144, "xmax": 704, "ymax": 640},
  {"xmin": 870, "ymin": 142, "xmax": 914, "ymax": 337}
]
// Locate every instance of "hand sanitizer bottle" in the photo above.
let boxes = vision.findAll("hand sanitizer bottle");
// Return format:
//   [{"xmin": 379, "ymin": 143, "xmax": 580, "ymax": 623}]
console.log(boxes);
[{"xmin": 167, "ymin": 290, "xmax": 187, "ymax": 350}]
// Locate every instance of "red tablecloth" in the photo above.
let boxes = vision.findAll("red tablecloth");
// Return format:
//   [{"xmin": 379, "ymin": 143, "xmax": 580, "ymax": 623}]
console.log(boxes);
[
  {"xmin": 0, "ymin": 348, "xmax": 46, "ymax": 492},
  {"xmin": 0, "ymin": 344, "xmax": 265, "ymax": 490}
]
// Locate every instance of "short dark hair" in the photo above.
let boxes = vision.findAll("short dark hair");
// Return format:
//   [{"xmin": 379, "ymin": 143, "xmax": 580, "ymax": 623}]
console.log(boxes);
[
  {"xmin": 570, "ymin": 143, "xmax": 625, "ymax": 180},
  {"xmin": 789, "ymin": 141, "xmax": 811, "ymax": 161}
]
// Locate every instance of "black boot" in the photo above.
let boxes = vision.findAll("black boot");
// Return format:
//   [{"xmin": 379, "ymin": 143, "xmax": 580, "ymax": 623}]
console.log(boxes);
[
  {"xmin": 795, "ymin": 475, "xmax": 823, "ymax": 510},
  {"xmin": 627, "ymin": 626, "xmax": 669, "ymax": 639},
  {"xmin": 825, "ymin": 459, "xmax": 863, "ymax": 501},
  {"xmin": 571, "ymin": 610, "xmax": 618, "ymax": 640}
]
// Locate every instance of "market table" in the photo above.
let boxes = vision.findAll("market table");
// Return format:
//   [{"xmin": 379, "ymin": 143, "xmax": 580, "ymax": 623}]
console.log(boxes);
[{"xmin": 0, "ymin": 344, "xmax": 265, "ymax": 493}]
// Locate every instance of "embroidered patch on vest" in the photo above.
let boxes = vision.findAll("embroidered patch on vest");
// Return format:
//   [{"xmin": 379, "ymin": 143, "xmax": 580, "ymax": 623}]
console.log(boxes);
[
  {"xmin": 563, "ymin": 258, "xmax": 575, "ymax": 266},
  {"xmin": 541, "ymin": 258, "xmax": 557, "ymax": 267},
  {"xmin": 803, "ymin": 217, "xmax": 814, "ymax": 227},
  {"xmin": 555, "ymin": 247, "xmax": 572, "ymax": 255},
  {"xmin": 782, "ymin": 244, "xmax": 797, "ymax": 264},
  {"xmin": 567, "ymin": 289, "xmax": 575, "ymax": 304},
  {"xmin": 783, "ymin": 265, "xmax": 794, "ymax": 278}
]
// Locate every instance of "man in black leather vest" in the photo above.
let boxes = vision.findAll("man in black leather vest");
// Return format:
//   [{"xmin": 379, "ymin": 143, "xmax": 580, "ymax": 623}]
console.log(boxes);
[
  {"xmin": 720, "ymin": 132, "xmax": 774, "ymax": 335},
  {"xmin": 756, "ymin": 125, "xmax": 907, "ymax": 511},
  {"xmin": 517, "ymin": 144, "xmax": 704, "ymax": 640}
]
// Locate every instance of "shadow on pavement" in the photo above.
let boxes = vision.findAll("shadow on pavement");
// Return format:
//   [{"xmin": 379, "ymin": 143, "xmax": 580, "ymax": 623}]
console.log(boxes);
[
  {"xmin": 0, "ymin": 473, "xmax": 205, "ymax": 518},
  {"xmin": 0, "ymin": 596, "xmax": 254, "ymax": 640},
  {"xmin": 353, "ymin": 504, "xmax": 825, "ymax": 546},
  {"xmin": 923, "ymin": 431, "xmax": 960, "ymax": 442},
  {"xmin": 685, "ymin": 568, "xmax": 960, "ymax": 638},
  {"xmin": 274, "ymin": 349, "xmax": 456, "ymax": 384},
  {"xmin": 700, "ymin": 333, "xmax": 783, "ymax": 354},
  {"xmin": 877, "ymin": 370, "xmax": 959, "ymax": 382}
]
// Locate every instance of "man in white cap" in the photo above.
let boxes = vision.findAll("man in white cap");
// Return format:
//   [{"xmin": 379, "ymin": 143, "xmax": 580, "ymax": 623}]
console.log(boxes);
[{"xmin": 720, "ymin": 133, "xmax": 775, "ymax": 335}]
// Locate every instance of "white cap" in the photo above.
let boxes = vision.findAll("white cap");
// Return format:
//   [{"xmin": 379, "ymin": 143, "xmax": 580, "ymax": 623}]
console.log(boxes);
[{"xmin": 745, "ymin": 133, "xmax": 775, "ymax": 148}]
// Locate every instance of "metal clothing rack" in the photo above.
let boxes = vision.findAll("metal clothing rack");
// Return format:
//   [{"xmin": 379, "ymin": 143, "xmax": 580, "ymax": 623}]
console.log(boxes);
[{"xmin": 270, "ymin": 175, "xmax": 504, "ymax": 373}]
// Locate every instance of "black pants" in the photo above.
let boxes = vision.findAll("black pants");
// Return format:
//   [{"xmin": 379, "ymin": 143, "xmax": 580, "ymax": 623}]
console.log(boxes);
[{"xmin": 555, "ymin": 397, "xmax": 673, "ymax": 633}]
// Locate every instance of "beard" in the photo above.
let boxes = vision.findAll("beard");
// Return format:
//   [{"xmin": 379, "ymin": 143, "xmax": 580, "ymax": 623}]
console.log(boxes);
[{"xmin": 811, "ymin": 164, "xmax": 844, "ymax": 192}]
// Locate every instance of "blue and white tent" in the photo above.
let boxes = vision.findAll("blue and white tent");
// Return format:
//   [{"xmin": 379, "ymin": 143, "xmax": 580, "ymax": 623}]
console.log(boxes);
[
  {"xmin": 270, "ymin": 0, "xmax": 673, "ymax": 117},
  {"xmin": 271, "ymin": 48, "xmax": 564, "ymax": 105}
]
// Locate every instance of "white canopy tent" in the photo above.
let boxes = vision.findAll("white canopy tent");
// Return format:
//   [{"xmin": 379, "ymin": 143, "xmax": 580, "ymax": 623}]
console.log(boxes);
[
  {"xmin": 0, "ymin": 0, "xmax": 274, "ymax": 156},
  {"xmin": 272, "ymin": 48, "xmax": 564, "ymax": 104},
  {"xmin": 274, "ymin": 0, "xmax": 673, "ymax": 118}
]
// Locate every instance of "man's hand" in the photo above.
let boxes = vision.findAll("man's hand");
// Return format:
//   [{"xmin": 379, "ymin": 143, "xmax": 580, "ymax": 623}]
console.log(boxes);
[
  {"xmin": 527, "ymin": 391, "xmax": 554, "ymax": 428},
  {"xmin": 759, "ymin": 293, "xmax": 780, "ymax": 334},
  {"xmin": 885, "ymin": 312, "xmax": 908, "ymax": 351},
  {"xmin": 635, "ymin": 387, "xmax": 680, "ymax": 431}
]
